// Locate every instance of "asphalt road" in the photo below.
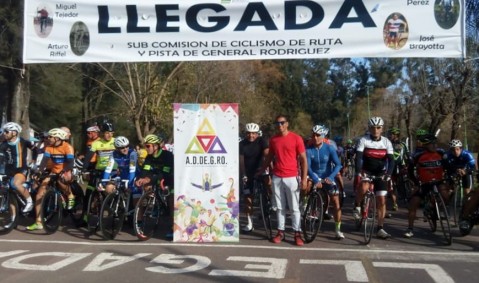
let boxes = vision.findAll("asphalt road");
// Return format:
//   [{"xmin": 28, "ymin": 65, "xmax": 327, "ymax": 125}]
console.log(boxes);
[{"xmin": 1, "ymin": 180, "xmax": 478, "ymax": 283}]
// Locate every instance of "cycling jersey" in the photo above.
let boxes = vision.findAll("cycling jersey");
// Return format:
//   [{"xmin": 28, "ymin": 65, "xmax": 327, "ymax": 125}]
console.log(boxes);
[
  {"xmin": 391, "ymin": 140, "xmax": 410, "ymax": 167},
  {"xmin": 0, "ymin": 137, "xmax": 35, "ymax": 176},
  {"xmin": 103, "ymin": 148, "xmax": 138, "ymax": 186},
  {"xmin": 40, "ymin": 142, "xmax": 75, "ymax": 174},
  {"xmin": 413, "ymin": 149, "xmax": 446, "ymax": 184},
  {"xmin": 139, "ymin": 149, "xmax": 174, "ymax": 187},
  {"xmin": 83, "ymin": 138, "xmax": 116, "ymax": 171},
  {"xmin": 306, "ymin": 142, "xmax": 342, "ymax": 184},
  {"xmin": 355, "ymin": 135, "xmax": 394, "ymax": 176},
  {"xmin": 239, "ymin": 136, "xmax": 268, "ymax": 178},
  {"xmin": 444, "ymin": 149, "xmax": 475, "ymax": 175}
]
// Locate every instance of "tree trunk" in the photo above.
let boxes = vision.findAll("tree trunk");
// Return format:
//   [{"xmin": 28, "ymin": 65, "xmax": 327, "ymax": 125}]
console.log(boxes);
[{"xmin": 11, "ymin": 66, "xmax": 31, "ymax": 140}]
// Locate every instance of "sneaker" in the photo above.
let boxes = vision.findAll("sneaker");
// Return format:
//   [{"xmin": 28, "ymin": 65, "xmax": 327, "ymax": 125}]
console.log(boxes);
[
  {"xmin": 385, "ymin": 213, "xmax": 392, "ymax": 218},
  {"xmin": 376, "ymin": 228, "xmax": 391, "ymax": 239},
  {"xmin": 403, "ymin": 229, "xmax": 414, "ymax": 238},
  {"xmin": 241, "ymin": 225, "xmax": 254, "ymax": 233},
  {"xmin": 392, "ymin": 203, "xmax": 399, "ymax": 211},
  {"xmin": 26, "ymin": 222, "xmax": 44, "ymax": 231},
  {"xmin": 352, "ymin": 207, "xmax": 361, "ymax": 220},
  {"xmin": 67, "ymin": 197, "xmax": 75, "ymax": 210},
  {"xmin": 294, "ymin": 232, "xmax": 304, "ymax": 246},
  {"xmin": 323, "ymin": 213, "xmax": 332, "ymax": 221},
  {"xmin": 459, "ymin": 220, "xmax": 471, "ymax": 231},
  {"xmin": 335, "ymin": 230, "xmax": 345, "ymax": 239},
  {"xmin": 3, "ymin": 221, "xmax": 16, "ymax": 230},
  {"xmin": 22, "ymin": 202, "xmax": 33, "ymax": 213},
  {"xmin": 272, "ymin": 230, "xmax": 284, "ymax": 244}
]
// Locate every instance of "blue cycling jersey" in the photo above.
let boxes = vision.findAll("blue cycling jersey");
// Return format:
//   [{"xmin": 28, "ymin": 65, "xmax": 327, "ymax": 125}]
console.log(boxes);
[
  {"xmin": 306, "ymin": 142, "xmax": 342, "ymax": 184},
  {"xmin": 102, "ymin": 148, "xmax": 138, "ymax": 187},
  {"xmin": 444, "ymin": 149, "xmax": 476, "ymax": 174}
]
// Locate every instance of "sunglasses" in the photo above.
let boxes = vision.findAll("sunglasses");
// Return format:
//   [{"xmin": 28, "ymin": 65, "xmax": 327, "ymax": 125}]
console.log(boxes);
[
  {"xmin": 370, "ymin": 126, "xmax": 382, "ymax": 129},
  {"xmin": 3, "ymin": 130, "xmax": 10, "ymax": 134},
  {"xmin": 145, "ymin": 144, "xmax": 155, "ymax": 149},
  {"xmin": 313, "ymin": 133, "xmax": 324, "ymax": 137},
  {"xmin": 116, "ymin": 146, "xmax": 128, "ymax": 150},
  {"xmin": 274, "ymin": 121, "xmax": 287, "ymax": 126}
]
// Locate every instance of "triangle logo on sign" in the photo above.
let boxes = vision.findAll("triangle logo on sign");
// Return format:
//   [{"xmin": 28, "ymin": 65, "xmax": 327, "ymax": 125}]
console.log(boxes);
[
  {"xmin": 208, "ymin": 137, "xmax": 227, "ymax": 153},
  {"xmin": 185, "ymin": 138, "xmax": 205, "ymax": 154},
  {"xmin": 197, "ymin": 135, "xmax": 215, "ymax": 152},
  {"xmin": 196, "ymin": 118, "xmax": 215, "ymax": 135}
]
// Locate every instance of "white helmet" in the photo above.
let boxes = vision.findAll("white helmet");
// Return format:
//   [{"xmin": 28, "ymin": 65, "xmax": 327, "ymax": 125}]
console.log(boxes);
[
  {"xmin": 368, "ymin": 116, "xmax": 384, "ymax": 127},
  {"xmin": 312, "ymin": 125, "xmax": 328, "ymax": 136},
  {"xmin": 114, "ymin": 136, "xmax": 129, "ymax": 148},
  {"xmin": 245, "ymin": 123, "xmax": 260, "ymax": 133},
  {"xmin": 2, "ymin": 122, "xmax": 22, "ymax": 133},
  {"xmin": 449, "ymin": 139, "xmax": 462, "ymax": 148},
  {"xmin": 48, "ymin": 128, "xmax": 68, "ymax": 140}
]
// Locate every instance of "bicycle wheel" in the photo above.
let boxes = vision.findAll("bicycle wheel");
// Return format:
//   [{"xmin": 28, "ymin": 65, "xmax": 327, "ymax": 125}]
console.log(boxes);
[
  {"xmin": 434, "ymin": 193, "xmax": 452, "ymax": 245},
  {"xmin": 133, "ymin": 192, "xmax": 160, "ymax": 241},
  {"xmin": 363, "ymin": 193, "xmax": 376, "ymax": 244},
  {"xmin": 259, "ymin": 188, "xmax": 274, "ymax": 240},
  {"xmin": 100, "ymin": 192, "xmax": 126, "ymax": 240},
  {"xmin": 86, "ymin": 190, "xmax": 103, "ymax": 233},
  {"xmin": 69, "ymin": 181, "xmax": 85, "ymax": 227},
  {"xmin": 452, "ymin": 184, "xmax": 463, "ymax": 227},
  {"xmin": 41, "ymin": 189, "xmax": 62, "ymax": 234},
  {"xmin": 347, "ymin": 164, "xmax": 354, "ymax": 180},
  {"xmin": 0, "ymin": 191, "xmax": 19, "ymax": 234},
  {"xmin": 301, "ymin": 192, "xmax": 324, "ymax": 243}
]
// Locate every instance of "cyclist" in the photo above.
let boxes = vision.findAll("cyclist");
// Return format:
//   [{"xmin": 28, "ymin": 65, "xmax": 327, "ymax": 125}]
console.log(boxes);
[
  {"xmin": 459, "ymin": 166, "xmax": 479, "ymax": 231},
  {"xmin": 27, "ymin": 128, "xmax": 76, "ymax": 231},
  {"xmin": 306, "ymin": 125, "xmax": 344, "ymax": 239},
  {"xmin": 384, "ymin": 13, "xmax": 407, "ymax": 49},
  {"xmin": 0, "ymin": 122, "xmax": 35, "ymax": 216},
  {"xmin": 81, "ymin": 122, "xmax": 116, "ymax": 221},
  {"xmin": 444, "ymin": 139, "xmax": 475, "ymax": 197},
  {"xmin": 387, "ymin": 127, "xmax": 411, "ymax": 211},
  {"xmin": 101, "ymin": 136, "xmax": 138, "ymax": 197},
  {"xmin": 344, "ymin": 139, "xmax": 356, "ymax": 176},
  {"xmin": 404, "ymin": 134, "xmax": 450, "ymax": 238},
  {"xmin": 258, "ymin": 115, "xmax": 308, "ymax": 246},
  {"xmin": 354, "ymin": 117, "xmax": 395, "ymax": 239},
  {"xmin": 414, "ymin": 128, "xmax": 428, "ymax": 155},
  {"xmin": 134, "ymin": 134, "xmax": 174, "ymax": 239},
  {"xmin": 239, "ymin": 123, "xmax": 269, "ymax": 232}
]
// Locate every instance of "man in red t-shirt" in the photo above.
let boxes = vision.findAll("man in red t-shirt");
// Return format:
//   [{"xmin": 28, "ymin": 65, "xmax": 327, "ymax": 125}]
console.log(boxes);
[{"xmin": 259, "ymin": 115, "xmax": 308, "ymax": 246}]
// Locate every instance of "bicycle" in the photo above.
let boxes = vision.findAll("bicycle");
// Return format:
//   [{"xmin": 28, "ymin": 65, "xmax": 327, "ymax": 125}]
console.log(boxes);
[
  {"xmin": 458, "ymin": 192, "xmax": 479, "ymax": 236},
  {"xmin": 133, "ymin": 180, "xmax": 170, "ymax": 241},
  {"xmin": 40, "ymin": 173, "xmax": 85, "ymax": 234},
  {"xmin": 0, "ymin": 174, "xmax": 36, "ymax": 234},
  {"xmin": 345, "ymin": 159, "xmax": 354, "ymax": 181},
  {"xmin": 393, "ymin": 166, "xmax": 413, "ymax": 205},
  {"xmin": 254, "ymin": 176, "xmax": 277, "ymax": 240},
  {"xmin": 301, "ymin": 180, "xmax": 329, "ymax": 243},
  {"xmin": 422, "ymin": 182, "xmax": 452, "ymax": 245},
  {"xmin": 450, "ymin": 173, "xmax": 464, "ymax": 227},
  {"xmin": 355, "ymin": 174, "xmax": 378, "ymax": 245},
  {"xmin": 99, "ymin": 177, "xmax": 132, "ymax": 240}
]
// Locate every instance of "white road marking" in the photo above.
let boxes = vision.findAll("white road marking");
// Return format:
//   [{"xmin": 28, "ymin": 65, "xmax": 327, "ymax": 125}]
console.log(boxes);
[
  {"xmin": 373, "ymin": 262, "xmax": 455, "ymax": 283},
  {"xmin": 147, "ymin": 254, "xmax": 211, "ymax": 274},
  {"xmin": 84, "ymin": 253, "xmax": 151, "ymax": 271},
  {"xmin": 300, "ymin": 260, "xmax": 369, "ymax": 282},
  {"xmin": 1, "ymin": 252, "xmax": 90, "ymax": 271},
  {"xmin": 209, "ymin": 256, "xmax": 287, "ymax": 278}
]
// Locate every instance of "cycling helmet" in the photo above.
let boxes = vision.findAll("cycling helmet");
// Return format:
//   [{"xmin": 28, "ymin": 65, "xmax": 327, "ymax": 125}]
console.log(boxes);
[
  {"xmin": 144, "ymin": 134, "xmax": 162, "ymax": 144},
  {"xmin": 101, "ymin": 122, "xmax": 114, "ymax": 132},
  {"xmin": 74, "ymin": 158, "xmax": 83, "ymax": 169},
  {"xmin": 389, "ymin": 127, "xmax": 400, "ymax": 135},
  {"xmin": 368, "ymin": 116, "xmax": 384, "ymax": 127},
  {"xmin": 347, "ymin": 139, "xmax": 353, "ymax": 144},
  {"xmin": 86, "ymin": 125, "xmax": 100, "ymax": 132},
  {"xmin": 312, "ymin": 125, "xmax": 328, "ymax": 137},
  {"xmin": 114, "ymin": 136, "xmax": 130, "ymax": 148},
  {"xmin": 48, "ymin": 128, "xmax": 68, "ymax": 140},
  {"xmin": 2, "ymin": 122, "xmax": 22, "ymax": 133},
  {"xmin": 449, "ymin": 139, "xmax": 462, "ymax": 148},
  {"xmin": 245, "ymin": 123, "xmax": 260, "ymax": 133},
  {"xmin": 419, "ymin": 134, "xmax": 437, "ymax": 144},
  {"xmin": 416, "ymin": 128, "xmax": 428, "ymax": 137}
]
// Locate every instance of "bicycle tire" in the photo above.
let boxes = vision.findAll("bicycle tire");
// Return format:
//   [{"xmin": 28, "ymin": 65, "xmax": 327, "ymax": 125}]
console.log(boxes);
[
  {"xmin": 434, "ymin": 193, "xmax": 452, "ymax": 245},
  {"xmin": 0, "ymin": 191, "xmax": 19, "ymax": 234},
  {"xmin": 100, "ymin": 192, "xmax": 126, "ymax": 240},
  {"xmin": 347, "ymin": 165, "xmax": 354, "ymax": 180},
  {"xmin": 363, "ymin": 193, "xmax": 376, "ymax": 244},
  {"xmin": 86, "ymin": 190, "xmax": 103, "ymax": 233},
  {"xmin": 41, "ymin": 188, "xmax": 62, "ymax": 234},
  {"xmin": 259, "ymin": 188, "xmax": 273, "ymax": 240},
  {"xmin": 301, "ymin": 192, "xmax": 324, "ymax": 243},
  {"xmin": 424, "ymin": 194, "xmax": 437, "ymax": 233},
  {"xmin": 452, "ymin": 181, "xmax": 463, "ymax": 227},
  {"xmin": 133, "ymin": 192, "xmax": 160, "ymax": 241}
]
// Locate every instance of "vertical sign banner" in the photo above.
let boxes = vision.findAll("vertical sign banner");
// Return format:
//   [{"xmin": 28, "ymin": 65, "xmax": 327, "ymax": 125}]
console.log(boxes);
[
  {"xmin": 23, "ymin": 0, "xmax": 465, "ymax": 63},
  {"xmin": 173, "ymin": 103, "xmax": 239, "ymax": 242}
]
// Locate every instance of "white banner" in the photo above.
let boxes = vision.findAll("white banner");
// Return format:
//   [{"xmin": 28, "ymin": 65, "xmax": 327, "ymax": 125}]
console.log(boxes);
[
  {"xmin": 173, "ymin": 103, "xmax": 239, "ymax": 242},
  {"xmin": 23, "ymin": 0, "xmax": 465, "ymax": 63}
]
